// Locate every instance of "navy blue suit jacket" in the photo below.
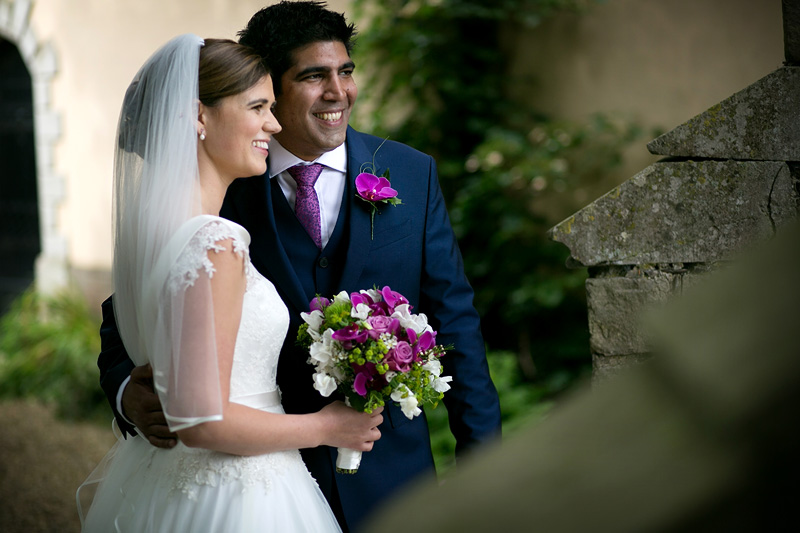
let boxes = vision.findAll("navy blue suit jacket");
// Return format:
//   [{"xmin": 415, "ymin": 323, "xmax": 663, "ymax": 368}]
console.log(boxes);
[{"xmin": 98, "ymin": 126, "xmax": 501, "ymax": 531}]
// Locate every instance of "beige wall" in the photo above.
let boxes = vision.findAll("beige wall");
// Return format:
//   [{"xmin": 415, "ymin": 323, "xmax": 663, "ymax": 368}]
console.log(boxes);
[
  {"xmin": 28, "ymin": 0, "xmax": 349, "ymax": 275},
  {"xmin": 507, "ymin": 0, "xmax": 784, "ymax": 182}
]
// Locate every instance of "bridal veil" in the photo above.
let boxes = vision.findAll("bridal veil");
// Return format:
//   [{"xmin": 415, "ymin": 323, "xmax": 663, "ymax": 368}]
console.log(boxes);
[{"xmin": 113, "ymin": 33, "xmax": 223, "ymax": 431}]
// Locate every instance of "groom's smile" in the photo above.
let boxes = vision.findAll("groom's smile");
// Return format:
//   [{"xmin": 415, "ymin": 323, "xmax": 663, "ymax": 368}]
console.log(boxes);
[{"xmin": 273, "ymin": 40, "xmax": 358, "ymax": 162}]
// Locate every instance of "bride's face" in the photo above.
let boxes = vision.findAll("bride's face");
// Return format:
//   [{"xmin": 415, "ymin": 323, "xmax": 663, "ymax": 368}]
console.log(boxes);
[{"xmin": 199, "ymin": 75, "xmax": 281, "ymax": 183}]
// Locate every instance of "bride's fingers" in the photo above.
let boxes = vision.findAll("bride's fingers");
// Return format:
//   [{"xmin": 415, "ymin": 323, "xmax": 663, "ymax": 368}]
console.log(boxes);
[
  {"xmin": 369, "ymin": 426, "xmax": 381, "ymax": 442},
  {"xmin": 367, "ymin": 409, "xmax": 384, "ymax": 428}
]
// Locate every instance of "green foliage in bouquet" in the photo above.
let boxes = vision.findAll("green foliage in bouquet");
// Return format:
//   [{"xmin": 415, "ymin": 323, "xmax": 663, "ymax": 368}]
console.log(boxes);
[{"xmin": 0, "ymin": 288, "xmax": 106, "ymax": 422}]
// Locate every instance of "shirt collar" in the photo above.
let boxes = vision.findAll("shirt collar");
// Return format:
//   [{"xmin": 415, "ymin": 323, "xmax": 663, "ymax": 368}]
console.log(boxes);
[{"xmin": 268, "ymin": 137, "xmax": 347, "ymax": 178}]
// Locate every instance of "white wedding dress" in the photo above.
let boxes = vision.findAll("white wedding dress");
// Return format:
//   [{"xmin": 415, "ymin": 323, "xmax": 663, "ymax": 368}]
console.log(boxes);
[{"xmin": 81, "ymin": 217, "xmax": 341, "ymax": 532}]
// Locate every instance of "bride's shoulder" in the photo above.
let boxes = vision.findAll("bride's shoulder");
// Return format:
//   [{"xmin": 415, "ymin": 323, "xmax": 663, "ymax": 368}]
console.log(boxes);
[
  {"xmin": 185, "ymin": 215, "xmax": 251, "ymax": 249},
  {"xmin": 164, "ymin": 216, "xmax": 250, "ymax": 293}
]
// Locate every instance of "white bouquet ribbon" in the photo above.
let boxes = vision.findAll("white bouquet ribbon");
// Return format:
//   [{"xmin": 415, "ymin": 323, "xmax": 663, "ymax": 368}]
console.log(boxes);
[
  {"xmin": 336, "ymin": 396, "xmax": 362, "ymax": 474},
  {"xmin": 335, "ymin": 447, "xmax": 362, "ymax": 474}
]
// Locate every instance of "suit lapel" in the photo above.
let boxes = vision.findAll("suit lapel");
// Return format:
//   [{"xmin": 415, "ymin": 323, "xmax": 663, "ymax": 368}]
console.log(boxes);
[
  {"xmin": 339, "ymin": 128, "xmax": 378, "ymax": 290},
  {"xmin": 247, "ymin": 169, "xmax": 311, "ymax": 314}
]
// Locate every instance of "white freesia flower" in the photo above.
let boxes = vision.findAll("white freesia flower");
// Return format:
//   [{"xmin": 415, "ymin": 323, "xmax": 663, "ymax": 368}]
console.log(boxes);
[
  {"xmin": 432, "ymin": 375, "xmax": 453, "ymax": 393},
  {"xmin": 390, "ymin": 384, "xmax": 421, "ymax": 419},
  {"xmin": 422, "ymin": 359, "xmax": 442, "ymax": 376},
  {"xmin": 351, "ymin": 302, "xmax": 371, "ymax": 320},
  {"xmin": 390, "ymin": 304, "xmax": 433, "ymax": 335},
  {"xmin": 333, "ymin": 290, "xmax": 350, "ymax": 304},
  {"xmin": 301, "ymin": 309, "xmax": 323, "ymax": 327},
  {"xmin": 313, "ymin": 372, "xmax": 338, "ymax": 397},
  {"xmin": 331, "ymin": 365, "xmax": 346, "ymax": 382},
  {"xmin": 362, "ymin": 288, "xmax": 381, "ymax": 302},
  {"xmin": 309, "ymin": 329, "xmax": 335, "ymax": 366},
  {"xmin": 301, "ymin": 310, "xmax": 324, "ymax": 341}
]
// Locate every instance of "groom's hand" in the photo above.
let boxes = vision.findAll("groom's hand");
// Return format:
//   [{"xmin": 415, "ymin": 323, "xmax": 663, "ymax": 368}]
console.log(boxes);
[{"xmin": 122, "ymin": 364, "xmax": 178, "ymax": 448}]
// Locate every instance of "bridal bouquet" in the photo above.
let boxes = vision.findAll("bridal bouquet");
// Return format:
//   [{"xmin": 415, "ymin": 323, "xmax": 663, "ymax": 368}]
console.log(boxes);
[{"xmin": 297, "ymin": 286, "xmax": 452, "ymax": 473}]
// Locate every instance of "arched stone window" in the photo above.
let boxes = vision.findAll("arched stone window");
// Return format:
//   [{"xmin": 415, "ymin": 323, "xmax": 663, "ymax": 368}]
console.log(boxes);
[
  {"xmin": 0, "ymin": 0, "xmax": 66, "ymax": 311},
  {"xmin": 0, "ymin": 35, "xmax": 38, "ymax": 312}
]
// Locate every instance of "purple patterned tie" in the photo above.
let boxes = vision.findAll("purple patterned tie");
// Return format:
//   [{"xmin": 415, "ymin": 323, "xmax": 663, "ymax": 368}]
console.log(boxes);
[{"xmin": 287, "ymin": 163, "xmax": 324, "ymax": 249}]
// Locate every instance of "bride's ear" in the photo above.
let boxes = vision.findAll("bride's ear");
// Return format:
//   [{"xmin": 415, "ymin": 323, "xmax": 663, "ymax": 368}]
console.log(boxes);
[{"xmin": 196, "ymin": 102, "xmax": 207, "ymax": 137}]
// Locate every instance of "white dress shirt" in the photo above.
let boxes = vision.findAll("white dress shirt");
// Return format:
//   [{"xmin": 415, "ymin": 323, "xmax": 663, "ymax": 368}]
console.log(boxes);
[{"xmin": 268, "ymin": 138, "xmax": 347, "ymax": 249}]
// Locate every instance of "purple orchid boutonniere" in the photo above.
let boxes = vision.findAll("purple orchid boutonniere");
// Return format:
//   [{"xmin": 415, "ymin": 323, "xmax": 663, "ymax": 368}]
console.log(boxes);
[{"xmin": 355, "ymin": 139, "xmax": 402, "ymax": 239}]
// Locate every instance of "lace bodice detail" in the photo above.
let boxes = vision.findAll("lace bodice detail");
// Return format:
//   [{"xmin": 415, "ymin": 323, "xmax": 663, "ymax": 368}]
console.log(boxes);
[
  {"xmin": 165, "ymin": 217, "xmax": 289, "ymax": 398},
  {"xmin": 231, "ymin": 249, "xmax": 289, "ymax": 397}
]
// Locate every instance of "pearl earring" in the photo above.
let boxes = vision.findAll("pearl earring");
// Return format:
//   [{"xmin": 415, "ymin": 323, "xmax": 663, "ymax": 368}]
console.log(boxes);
[{"xmin": 199, "ymin": 130, "xmax": 206, "ymax": 141}]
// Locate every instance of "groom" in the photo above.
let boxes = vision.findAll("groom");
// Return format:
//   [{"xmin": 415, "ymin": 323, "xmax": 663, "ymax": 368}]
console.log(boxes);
[{"xmin": 98, "ymin": 1, "xmax": 501, "ymax": 530}]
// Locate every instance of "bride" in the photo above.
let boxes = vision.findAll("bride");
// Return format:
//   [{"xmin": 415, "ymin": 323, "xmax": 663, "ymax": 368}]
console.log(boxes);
[{"xmin": 79, "ymin": 34, "xmax": 382, "ymax": 532}]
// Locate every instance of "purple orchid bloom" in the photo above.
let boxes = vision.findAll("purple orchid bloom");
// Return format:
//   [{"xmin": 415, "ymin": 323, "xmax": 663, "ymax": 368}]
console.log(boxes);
[
  {"xmin": 370, "ymin": 301, "xmax": 391, "ymax": 316},
  {"xmin": 350, "ymin": 292, "xmax": 375, "ymax": 308},
  {"xmin": 414, "ymin": 330, "xmax": 436, "ymax": 356},
  {"xmin": 380, "ymin": 286, "xmax": 408, "ymax": 310},
  {"xmin": 332, "ymin": 324, "xmax": 368, "ymax": 349},
  {"xmin": 353, "ymin": 371, "xmax": 370, "ymax": 397},
  {"xmin": 356, "ymin": 173, "xmax": 398, "ymax": 202}
]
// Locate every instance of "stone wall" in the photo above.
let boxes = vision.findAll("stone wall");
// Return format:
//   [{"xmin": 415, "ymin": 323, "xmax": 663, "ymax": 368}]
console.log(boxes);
[{"xmin": 549, "ymin": 0, "xmax": 800, "ymax": 380}]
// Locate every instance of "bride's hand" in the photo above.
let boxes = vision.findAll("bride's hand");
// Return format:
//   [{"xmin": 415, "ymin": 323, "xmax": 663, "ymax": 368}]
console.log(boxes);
[{"xmin": 317, "ymin": 401, "xmax": 383, "ymax": 451}]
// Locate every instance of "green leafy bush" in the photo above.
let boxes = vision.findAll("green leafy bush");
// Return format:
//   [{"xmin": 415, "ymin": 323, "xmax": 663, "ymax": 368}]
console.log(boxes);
[{"xmin": 0, "ymin": 288, "xmax": 107, "ymax": 422}]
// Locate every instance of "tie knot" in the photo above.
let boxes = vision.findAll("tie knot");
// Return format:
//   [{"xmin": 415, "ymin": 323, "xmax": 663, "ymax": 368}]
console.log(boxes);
[{"xmin": 287, "ymin": 163, "xmax": 324, "ymax": 188}]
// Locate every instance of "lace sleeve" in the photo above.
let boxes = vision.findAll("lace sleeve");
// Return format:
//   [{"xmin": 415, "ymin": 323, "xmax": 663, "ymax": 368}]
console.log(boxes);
[
  {"xmin": 166, "ymin": 220, "xmax": 250, "ymax": 295},
  {"xmin": 149, "ymin": 217, "xmax": 250, "ymax": 432}
]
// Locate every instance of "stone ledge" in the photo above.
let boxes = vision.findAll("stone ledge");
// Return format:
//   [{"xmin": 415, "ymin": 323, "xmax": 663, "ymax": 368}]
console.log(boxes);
[
  {"xmin": 647, "ymin": 67, "xmax": 800, "ymax": 160},
  {"xmin": 550, "ymin": 160, "xmax": 797, "ymax": 266}
]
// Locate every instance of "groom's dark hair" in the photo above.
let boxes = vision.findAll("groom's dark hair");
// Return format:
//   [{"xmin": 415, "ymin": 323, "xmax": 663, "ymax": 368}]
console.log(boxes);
[{"xmin": 238, "ymin": 1, "xmax": 357, "ymax": 96}]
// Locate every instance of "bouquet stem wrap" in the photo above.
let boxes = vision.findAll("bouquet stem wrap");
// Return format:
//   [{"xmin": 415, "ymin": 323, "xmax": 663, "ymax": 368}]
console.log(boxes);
[
  {"xmin": 336, "ymin": 397, "xmax": 362, "ymax": 474},
  {"xmin": 335, "ymin": 447, "xmax": 362, "ymax": 474}
]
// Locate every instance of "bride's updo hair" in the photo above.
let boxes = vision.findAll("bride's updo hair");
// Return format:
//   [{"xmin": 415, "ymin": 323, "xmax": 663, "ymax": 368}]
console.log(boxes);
[{"xmin": 199, "ymin": 38, "xmax": 269, "ymax": 107}]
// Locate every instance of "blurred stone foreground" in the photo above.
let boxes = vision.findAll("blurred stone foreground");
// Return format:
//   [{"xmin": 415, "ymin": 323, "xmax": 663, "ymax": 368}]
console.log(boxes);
[{"xmin": 363, "ymin": 219, "xmax": 800, "ymax": 532}]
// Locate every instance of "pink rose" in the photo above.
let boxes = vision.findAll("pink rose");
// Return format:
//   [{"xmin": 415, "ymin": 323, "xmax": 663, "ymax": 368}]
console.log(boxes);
[{"xmin": 385, "ymin": 341, "xmax": 414, "ymax": 373}]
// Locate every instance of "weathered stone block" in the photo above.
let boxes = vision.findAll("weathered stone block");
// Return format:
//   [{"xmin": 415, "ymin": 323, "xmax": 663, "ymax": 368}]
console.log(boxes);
[
  {"xmin": 647, "ymin": 67, "xmax": 800, "ymax": 160},
  {"xmin": 592, "ymin": 353, "xmax": 651, "ymax": 382},
  {"xmin": 549, "ymin": 161, "xmax": 797, "ymax": 266},
  {"xmin": 587, "ymin": 276, "xmax": 675, "ymax": 356}
]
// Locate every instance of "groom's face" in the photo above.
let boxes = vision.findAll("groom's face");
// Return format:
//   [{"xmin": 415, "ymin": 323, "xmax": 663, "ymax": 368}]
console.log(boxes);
[{"xmin": 273, "ymin": 40, "xmax": 358, "ymax": 161}]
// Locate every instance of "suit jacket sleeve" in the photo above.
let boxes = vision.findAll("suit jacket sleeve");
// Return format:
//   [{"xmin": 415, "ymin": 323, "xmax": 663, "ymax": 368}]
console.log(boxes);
[
  {"xmin": 98, "ymin": 295, "xmax": 137, "ymax": 437},
  {"xmin": 419, "ymin": 156, "xmax": 502, "ymax": 454}
]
